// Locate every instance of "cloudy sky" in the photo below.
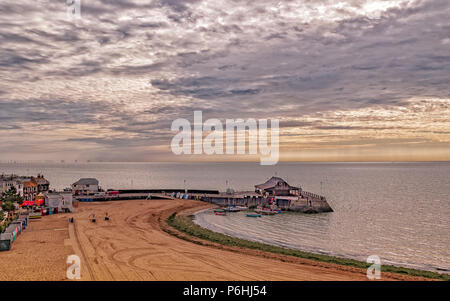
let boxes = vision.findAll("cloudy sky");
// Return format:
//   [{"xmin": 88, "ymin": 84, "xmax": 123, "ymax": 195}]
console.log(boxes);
[{"xmin": 0, "ymin": 0, "xmax": 449, "ymax": 162}]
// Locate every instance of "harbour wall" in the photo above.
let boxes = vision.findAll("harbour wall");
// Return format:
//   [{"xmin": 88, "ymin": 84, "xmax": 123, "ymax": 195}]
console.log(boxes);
[
  {"xmin": 73, "ymin": 189, "xmax": 333, "ymax": 213},
  {"xmin": 200, "ymin": 192, "xmax": 333, "ymax": 213}
]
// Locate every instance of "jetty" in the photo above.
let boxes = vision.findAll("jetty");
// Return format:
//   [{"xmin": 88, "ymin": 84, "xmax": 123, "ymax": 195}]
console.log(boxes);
[
  {"xmin": 196, "ymin": 177, "xmax": 333, "ymax": 213},
  {"xmin": 80, "ymin": 178, "xmax": 332, "ymax": 214},
  {"xmin": 198, "ymin": 191, "xmax": 333, "ymax": 214},
  {"xmin": 70, "ymin": 177, "xmax": 332, "ymax": 213}
]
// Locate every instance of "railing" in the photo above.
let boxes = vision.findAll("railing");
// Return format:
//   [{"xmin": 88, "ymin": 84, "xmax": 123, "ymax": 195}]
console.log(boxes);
[{"xmin": 300, "ymin": 190, "xmax": 326, "ymax": 201}]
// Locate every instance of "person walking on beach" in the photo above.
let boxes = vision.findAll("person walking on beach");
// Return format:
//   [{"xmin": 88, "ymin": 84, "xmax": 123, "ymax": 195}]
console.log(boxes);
[{"xmin": 89, "ymin": 212, "xmax": 96, "ymax": 223}]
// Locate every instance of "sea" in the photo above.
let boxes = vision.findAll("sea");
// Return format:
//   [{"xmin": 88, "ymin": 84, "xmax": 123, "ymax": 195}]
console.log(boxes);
[{"xmin": 1, "ymin": 161, "xmax": 449, "ymax": 274}]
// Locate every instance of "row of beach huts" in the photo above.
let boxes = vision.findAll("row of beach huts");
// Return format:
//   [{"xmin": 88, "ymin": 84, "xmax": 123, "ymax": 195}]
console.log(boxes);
[{"xmin": 0, "ymin": 213, "xmax": 29, "ymax": 251}]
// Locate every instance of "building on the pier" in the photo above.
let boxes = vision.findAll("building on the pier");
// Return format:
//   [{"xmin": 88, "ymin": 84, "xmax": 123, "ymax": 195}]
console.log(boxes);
[
  {"xmin": 72, "ymin": 178, "xmax": 100, "ymax": 196},
  {"xmin": 255, "ymin": 177, "xmax": 300, "ymax": 196}
]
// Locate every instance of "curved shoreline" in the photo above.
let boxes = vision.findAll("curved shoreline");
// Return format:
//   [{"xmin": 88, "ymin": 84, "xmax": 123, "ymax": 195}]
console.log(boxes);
[
  {"xmin": 165, "ymin": 204, "xmax": 448, "ymax": 281},
  {"xmin": 1, "ymin": 198, "xmax": 442, "ymax": 281},
  {"xmin": 192, "ymin": 208, "xmax": 449, "ymax": 276}
]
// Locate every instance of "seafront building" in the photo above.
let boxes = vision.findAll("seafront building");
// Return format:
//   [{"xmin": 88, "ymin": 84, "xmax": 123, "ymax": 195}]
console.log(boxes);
[
  {"xmin": 45, "ymin": 192, "xmax": 75, "ymax": 213},
  {"xmin": 72, "ymin": 178, "xmax": 100, "ymax": 196},
  {"xmin": 0, "ymin": 175, "xmax": 23, "ymax": 196},
  {"xmin": 0, "ymin": 174, "xmax": 50, "ymax": 201},
  {"xmin": 22, "ymin": 179, "xmax": 37, "ymax": 202}
]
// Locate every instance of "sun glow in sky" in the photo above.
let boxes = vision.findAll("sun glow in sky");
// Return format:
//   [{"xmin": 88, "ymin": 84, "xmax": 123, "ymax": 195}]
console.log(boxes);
[{"xmin": 0, "ymin": 0, "xmax": 449, "ymax": 162}]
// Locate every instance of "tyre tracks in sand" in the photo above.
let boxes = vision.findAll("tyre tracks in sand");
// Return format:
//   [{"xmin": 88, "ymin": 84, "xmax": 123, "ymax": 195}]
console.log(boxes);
[{"xmin": 68, "ymin": 199, "xmax": 429, "ymax": 281}]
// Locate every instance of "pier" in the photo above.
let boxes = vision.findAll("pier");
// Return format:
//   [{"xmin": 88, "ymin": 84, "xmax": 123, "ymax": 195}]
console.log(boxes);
[
  {"xmin": 198, "ymin": 191, "xmax": 333, "ymax": 213},
  {"xmin": 74, "ymin": 188, "xmax": 332, "ymax": 213},
  {"xmin": 72, "ymin": 177, "xmax": 333, "ymax": 213}
]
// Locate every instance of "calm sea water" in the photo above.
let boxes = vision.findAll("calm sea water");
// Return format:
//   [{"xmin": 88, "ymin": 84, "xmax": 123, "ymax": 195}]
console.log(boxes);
[{"xmin": 1, "ymin": 161, "xmax": 449, "ymax": 273}]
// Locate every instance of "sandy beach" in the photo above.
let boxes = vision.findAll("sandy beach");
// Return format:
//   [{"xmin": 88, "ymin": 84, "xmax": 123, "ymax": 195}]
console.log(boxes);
[
  {"xmin": 0, "ymin": 214, "xmax": 73, "ymax": 281},
  {"xmin": 0, "ymin": 198, "xmax": 431, "ymax": 281}
]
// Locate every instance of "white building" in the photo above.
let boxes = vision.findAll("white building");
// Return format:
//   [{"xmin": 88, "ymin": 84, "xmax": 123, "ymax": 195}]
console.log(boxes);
[
  {"xmin": 72, "ymin": 178, "xmax": 100, "ymax": 196},
  {"xmin": 0, "ymin": 175, "xmax": 24, "ymax": 196},
  {"xmin": 45, "ymin": 192, "xmax": 75, "ymax": 212}
]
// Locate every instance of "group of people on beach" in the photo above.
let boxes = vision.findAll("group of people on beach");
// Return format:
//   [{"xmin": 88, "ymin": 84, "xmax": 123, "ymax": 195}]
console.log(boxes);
[
  {"xmin": 89, "ymin": 212, "xmax": 110, "ymax": 223},
  {"xmin": 68, "ymin": 212, "xmax": 110, "ymax": 224}
]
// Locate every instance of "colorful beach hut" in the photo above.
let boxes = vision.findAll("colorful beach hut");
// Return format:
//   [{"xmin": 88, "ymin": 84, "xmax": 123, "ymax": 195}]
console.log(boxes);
[{"xmin": 0, "ymin": 233, "xmax": 12, "ymax": 251}]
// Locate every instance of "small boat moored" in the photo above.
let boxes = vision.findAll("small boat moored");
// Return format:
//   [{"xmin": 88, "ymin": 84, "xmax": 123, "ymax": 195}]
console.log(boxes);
[
  {"xmin": 225, "ymin": 205, "xmax": 248, "ymax": 212},
  {"xmin": 246, "ymin": 213, "xmax": 262, "ymax": 218},
  {"xmin": 254, "ymin": 208, "xmax": 277, "ymax": 215},
  {"xmin": 214, "ymin": 209, "xmax": 227, "ymax": 216}
]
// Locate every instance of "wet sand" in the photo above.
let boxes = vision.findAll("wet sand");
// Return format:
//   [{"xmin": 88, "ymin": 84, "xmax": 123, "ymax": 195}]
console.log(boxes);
[{"xmin": 0, "ymin": 199, "xmax": 431, "ymax": 281}]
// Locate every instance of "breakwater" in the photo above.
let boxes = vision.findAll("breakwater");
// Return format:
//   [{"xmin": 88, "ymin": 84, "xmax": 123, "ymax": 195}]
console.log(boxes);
[{"xmin": 199, "ymin": 191, "xmax": 333, "ymax": 213}]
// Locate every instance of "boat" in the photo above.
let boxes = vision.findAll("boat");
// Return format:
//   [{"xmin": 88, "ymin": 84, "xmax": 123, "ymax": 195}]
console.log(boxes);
[
  {"xmin": 214, "ymin": 209, "xmax": 227, "ymax": 216},
  {"xmin": 246, "ymin": 213, "xmax": 262, "ymax": 218},
  {"xmin": 235, "ymin": 206, "xmax": 248, "ymax": 211},
  {"xmin": 225, "ymin": 206, "xmax": 241, "ymax": 212},
  {"xmin": 254, "ymin": 208, "xmax": 277, "ymax": 215},
  {"xmin": 225, "ymin": 205, "xmax": 248, "ymax": 212}
]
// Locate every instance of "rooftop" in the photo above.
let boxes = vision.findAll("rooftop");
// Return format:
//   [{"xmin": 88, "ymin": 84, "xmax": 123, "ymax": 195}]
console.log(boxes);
[
  {"xmin": 73, "ymin": 178, "xmax": 99, "ymax": 186},
  {"xmin": 255, "ymin": 177, "xmax": 292, "ymax": 190}
]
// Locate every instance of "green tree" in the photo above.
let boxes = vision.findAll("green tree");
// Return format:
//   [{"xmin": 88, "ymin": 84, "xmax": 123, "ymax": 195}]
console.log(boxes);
[
  {"xmin": 1, "ymin": 201, "xmax": 16, "ymax": 212},
  {"xmin": 0, "ymin": 187, "xmax": 23, "ymax": 205}
]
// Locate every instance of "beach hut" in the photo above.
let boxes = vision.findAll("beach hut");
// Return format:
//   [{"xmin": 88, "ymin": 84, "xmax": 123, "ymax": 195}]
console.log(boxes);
[
  {"xmin": 11, "ymin": 221, "xmax": 23, "ymax": 234},
  {"xmin": 18, "ymin": 218, "xmax": 27, "ymax": 230},
  {"xmin": 0, "ymin": 233, "xmax": 12, "ymax": 251},
  {"xmin": 19, "ymin": 214, "xmax": 29, "ymax": 228},
  {"xmin": 5, "ymin": 225, "xmax": 18, "ymax": 242}
]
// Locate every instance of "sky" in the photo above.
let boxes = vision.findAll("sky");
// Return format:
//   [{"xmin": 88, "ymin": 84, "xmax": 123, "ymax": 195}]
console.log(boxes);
[{"xmin": 0, "ymin": 0, "xmax": 449, "ymax": 162}]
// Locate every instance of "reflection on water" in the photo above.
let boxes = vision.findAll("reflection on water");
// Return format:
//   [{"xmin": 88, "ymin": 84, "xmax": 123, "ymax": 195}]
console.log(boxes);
[
  {"xmin": 1, "ymin": 161, "xmax": 449, "ymax": 273},
  {"xmin": 195, "ymin": 207, "xmax": 450, "ymax": 273}
]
